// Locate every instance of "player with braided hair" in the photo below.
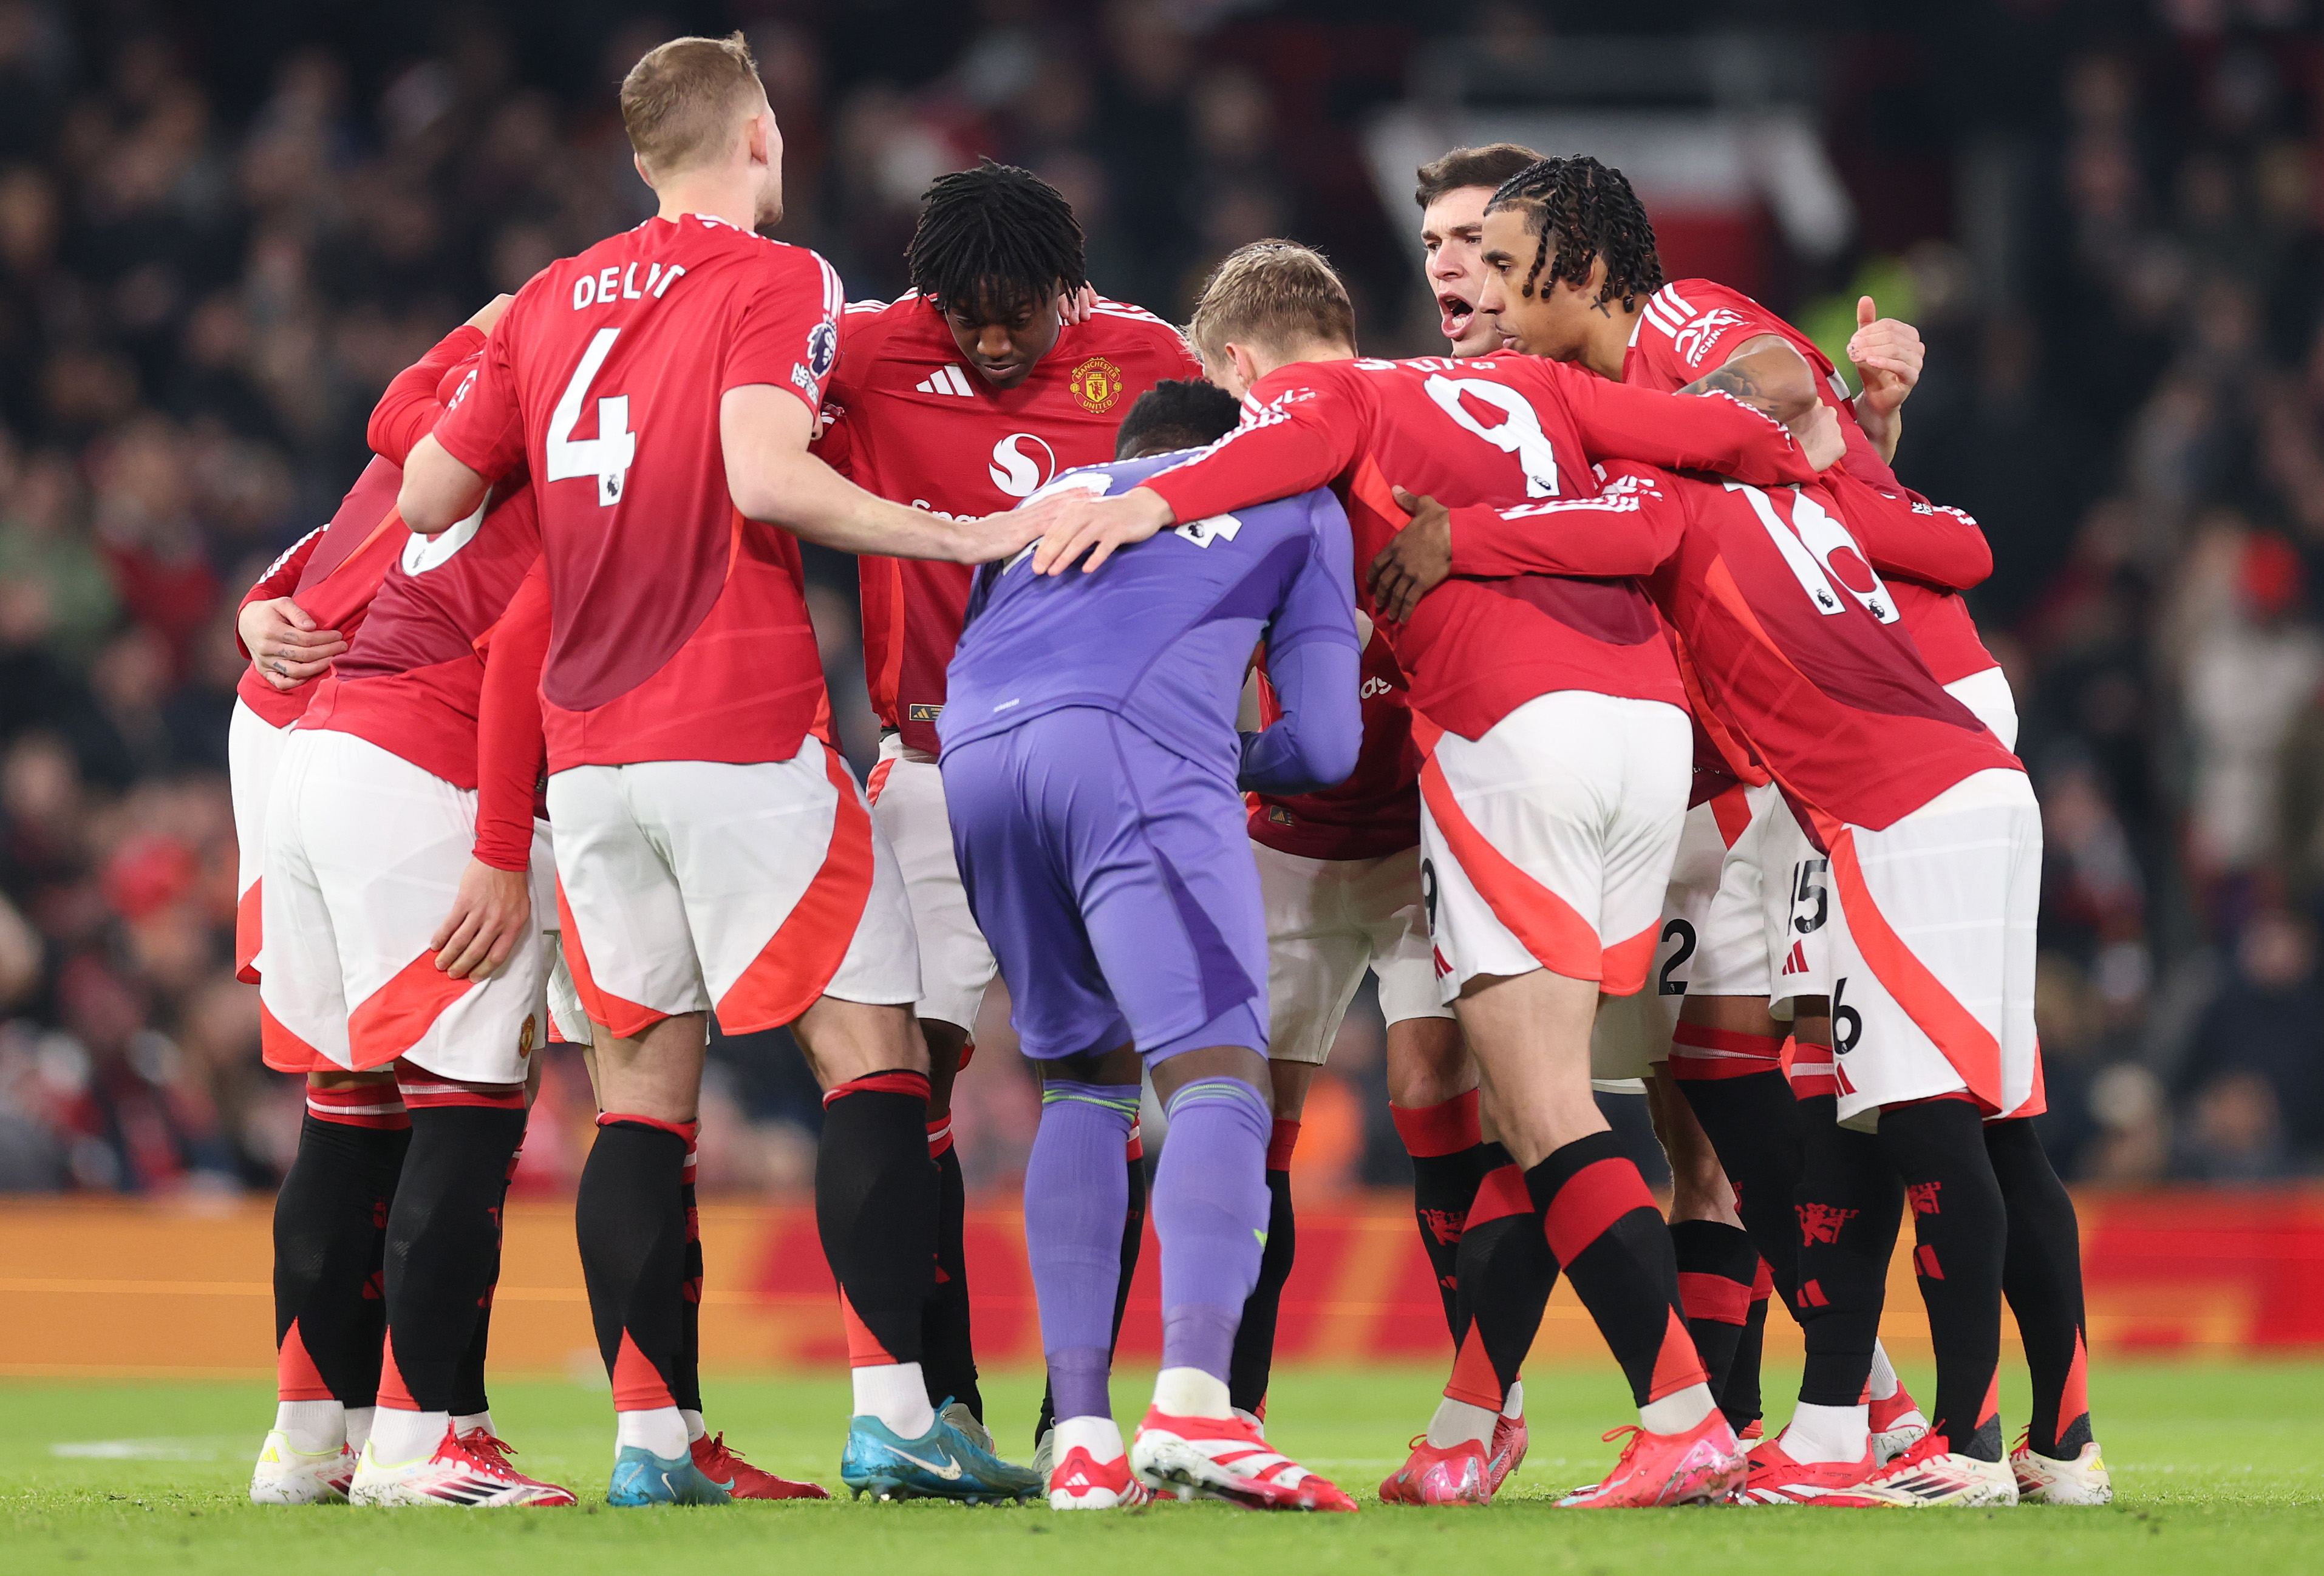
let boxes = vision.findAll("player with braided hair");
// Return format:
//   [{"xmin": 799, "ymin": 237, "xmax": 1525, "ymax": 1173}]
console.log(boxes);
[
  {"xmin": 812, "ymin": 158, "xmax": 1198, "ymax": 1492},
  {"xmin": 1447, "ymin": 153, "xmax": 2104, "ymax": 1509}
]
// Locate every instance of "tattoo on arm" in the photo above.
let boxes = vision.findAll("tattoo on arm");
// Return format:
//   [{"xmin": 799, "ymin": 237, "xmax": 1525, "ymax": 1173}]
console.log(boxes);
[{"xmin": 1677, "ymin": 336, "xmax": 1814, "ymax": 422}]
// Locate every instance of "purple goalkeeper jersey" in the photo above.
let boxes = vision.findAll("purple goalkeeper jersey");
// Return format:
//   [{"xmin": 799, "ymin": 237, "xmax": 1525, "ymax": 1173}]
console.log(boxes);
[{"xmin": 943, "ymin": 450, "xmax": 1362, "ymax": 794}]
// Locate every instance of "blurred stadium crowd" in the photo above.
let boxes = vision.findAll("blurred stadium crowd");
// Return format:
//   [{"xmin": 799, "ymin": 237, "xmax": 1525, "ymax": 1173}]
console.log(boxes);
[{"xmin": 2, "ymin": 0, "xmax": 2322, "ymax": 1196}]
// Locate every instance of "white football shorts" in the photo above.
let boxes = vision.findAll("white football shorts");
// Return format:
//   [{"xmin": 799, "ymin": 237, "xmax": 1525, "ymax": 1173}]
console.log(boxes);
[
  {"xmin": 1814, "ymin": 768, "xmax": 2042, "ymax": 1126},
  {"xmin": 1591, "ymin": 784, "xmax": 1756, "ymax": 1081},
  {"xmin": 260, "ymin": 727, "xmax": 554, "ymax": 1084},
  {"xmin": 868, "ymin": 735, "xmax": 998, "ymax": 1035},
  {"xmin": 548, "ymin": 736, "xmax": 919, "ymax": 1040},
  {"xmin": 228, "ymin": 698, "xmax": 291, "ymax": 982},
  {"xmin": 1256, "ymin": 840, "xmax": 1452, "ymax": 1067},
  {"xmin": 1943, "ymin": 665, "xmax": 2020, "ymax": 754},
  {"xmin": 1419, "ymin": 690, "xmax": 1691, "ymax": 1005}
]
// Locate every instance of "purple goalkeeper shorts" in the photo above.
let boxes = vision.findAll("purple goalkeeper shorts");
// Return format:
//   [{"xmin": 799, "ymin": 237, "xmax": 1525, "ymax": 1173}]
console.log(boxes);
[{"xmin": 941, "ymin": 707, "xmax": 1269, "ymax": 1063}]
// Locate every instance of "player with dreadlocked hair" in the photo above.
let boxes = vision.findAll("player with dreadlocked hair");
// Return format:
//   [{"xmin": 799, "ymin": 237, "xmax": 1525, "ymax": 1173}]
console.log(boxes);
[
  {"xmin": 1473, "ymin": 152, "xmax": 2106, "ymax": 1507},
  {"xmin": 811, "ymin": 158, "xmax": 1199, "ymax": 1503}
]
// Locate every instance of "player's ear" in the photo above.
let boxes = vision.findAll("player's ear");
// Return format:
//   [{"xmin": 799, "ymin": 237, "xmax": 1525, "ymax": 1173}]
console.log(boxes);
[{"xmin": 632, "ymin": 150, "xmax": 654, "ymax": 191}]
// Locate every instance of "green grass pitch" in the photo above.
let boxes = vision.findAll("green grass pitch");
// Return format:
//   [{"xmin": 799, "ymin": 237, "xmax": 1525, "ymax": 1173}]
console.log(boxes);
[{"xmin": 2, "ymin": 1360, "xmax": 2315, "ymax": 1575}]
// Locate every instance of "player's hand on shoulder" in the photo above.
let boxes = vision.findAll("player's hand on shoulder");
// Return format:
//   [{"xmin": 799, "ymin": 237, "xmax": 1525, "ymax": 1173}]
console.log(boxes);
[
  {"xmin": 1029, "ymin": 486, "xmax": 1173, "ymax": 577},
  {"xmin": 1791, "ymin": 402, "xmax": 1845, "ymax": 471},
  {"xmin": 466, "ymin": 293, "xmax": 516, "ymax": 335},
  {"xmin": 1059, "ymin": 284, "xmax": 1099, "ymax": 325},
  {"xmin": 1847, "ymin": 295, "xmax": 1922, "ymax": 419},
  {"xmin": 237, "ymin": 596, "xmax": 346, "ymax": 690},
  {"xmin": 1367, "ymin": 487, "xmax": 1453, "ymax": 625},
  {"xmin": 431, "ymin": 858, "xmax": 532, "ymax": 980}
]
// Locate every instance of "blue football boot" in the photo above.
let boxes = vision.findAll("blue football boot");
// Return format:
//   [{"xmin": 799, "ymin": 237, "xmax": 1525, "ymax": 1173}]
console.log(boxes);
[
  {"xmin": 608, "ymin": 1442, "xmax": 735, "ymax": 1506},
  {"xmin": 840, "ymin": 1401, "xmax": 1043, "ymax": 1504}
]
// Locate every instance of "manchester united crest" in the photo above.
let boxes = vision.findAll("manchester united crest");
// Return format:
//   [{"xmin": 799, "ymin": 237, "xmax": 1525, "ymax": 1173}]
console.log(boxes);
[{"xmin": 1069, "ymin": 355, "xmax": 1126, "ymax": 414}]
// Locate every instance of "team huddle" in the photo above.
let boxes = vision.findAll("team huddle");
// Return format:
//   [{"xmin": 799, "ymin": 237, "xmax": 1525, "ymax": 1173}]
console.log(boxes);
[{"xmin": 227, "ymin": 32, "xmax": 2105, "ymax": 1514}]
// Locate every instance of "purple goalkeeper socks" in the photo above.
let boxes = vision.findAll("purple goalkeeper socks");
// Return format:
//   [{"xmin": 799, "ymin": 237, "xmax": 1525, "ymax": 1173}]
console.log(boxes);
[
  {"xmin": 1153, "ymin": 1076, "xmax": 1273, "ymax": 1385},
  {"xmin": 1026, "ymin": 1080, "xmax": 1140, "ymax": 1420}
]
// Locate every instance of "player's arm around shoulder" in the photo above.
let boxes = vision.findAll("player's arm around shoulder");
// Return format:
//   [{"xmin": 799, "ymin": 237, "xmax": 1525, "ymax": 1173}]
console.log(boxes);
[{"xmin": 720, "ymin": 383, "xmax": 1042, "ymax": 565}]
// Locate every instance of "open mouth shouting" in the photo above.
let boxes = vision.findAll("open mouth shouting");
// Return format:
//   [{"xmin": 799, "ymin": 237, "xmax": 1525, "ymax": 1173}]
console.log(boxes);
[{"xmin": 1438, "ymin": 290, "xmax": 1475, "ymax": 342}]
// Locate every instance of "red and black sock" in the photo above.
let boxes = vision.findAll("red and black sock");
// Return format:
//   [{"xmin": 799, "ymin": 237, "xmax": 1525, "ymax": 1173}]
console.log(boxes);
[
  {"xmin": 1528, "ymin": 1132, "xmax": 1704, "ymax": 1409},
  {"xmin": 273, "ymin": 1084, "xmax": 408, "ymax": 1410},
  {"xmin": 1792, "ymin": 1096, "xmax": 1901, "ymax": 1409},
  {"xmin": 1443, "ymin": 1150, "xmax": 1556, "ymax": 1410},
  {"xmin": 919, "ymin": 1115, "xmax": 983, "ymax": 1418},
  {"xmin": 378, "ymin": 1084, "xmax": 527, "ymax": 1414},
  {"xmin": 1986, "ymin": 1117, "xmax": 2093, "ymax": 1456},
  {"xmin": 1670, "ymin": 1050, "xmax": 1804, "ymax": 1311},
  {"xmin": 818, "ymin": 1072, "xmax": 936, "ymax": 1369},
  {"xmin": 1037, "ymin": 1126, "xmax": 1148, "ymax": 1446},
  {"xmin": 576, "ymin": 1114, "xmax": 693, "ymax": 1414},
  {"xmin": 1670, "ymin": 1218, "xmax": 1759, "ymax": 1404},
  {"xmin": 1878, "ymin": 1098, "xmax": 2007, "ymax": 1461},
  {"xmin": 1227, "ymin": 1119, "xmax": 1301, "ymax": 1415},
  {"xmin": 1391, "ymin": 1090, "xmax": 1491, "ymax": 1340}
]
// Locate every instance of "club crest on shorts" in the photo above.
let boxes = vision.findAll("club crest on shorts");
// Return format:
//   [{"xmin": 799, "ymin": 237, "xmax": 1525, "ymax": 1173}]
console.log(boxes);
[
  {"xmin": 518, "ymin": 1014, "xmax": 537, "ymax": 1057},
  {"xmin": 1069, "ymin": 355, "xmax": 1125, "ymax": 414}
]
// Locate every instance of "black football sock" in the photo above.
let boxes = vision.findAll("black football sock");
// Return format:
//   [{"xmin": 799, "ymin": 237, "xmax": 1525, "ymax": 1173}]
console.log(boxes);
[
  {"xmin": 1227, "ymin": 1120, "xmax": 1300, "ymax": 1416},
  {"xmin": 1442, "ymin": 1151, "xmax": 1557, "ymax": 1410},
  {"xmin": 379, "ymin": 1098, "xmax": 527, "ymax": 1414},
  {"xmin": 1878, "ymin": 1099, "xmax": 2007, "ymax": 1461},
  {"xmin": 1390, "ymin": 1091, "xmax": 1491, "ymax": 1340},
  {"xmin": 1986, "ymin": 1117, "xmax": 2093, "ymax": 1456},
  {"xmin": 675, "ymin": 1141, "xmax": 704, "ymax": 1418},
  {"xmin": 1037, "ymin": 1136, "xmax": 1148, "ymax": 1447},
  {"xmin": 1674, "ymin": 1065, "xmax": 1806, "ymax": 1311},
  {"xmin": 1792, "ymin": 1099, "xmax": 1901, "ymax": 1411},
  {"xmin": 919, "ymin": 1125, "xmax": 983, "ymax": 1418},
  {"xmin": 1670, "ymin": 1218, "xmax": 1759, "ymax": 1404},
  {"xmin": 1528, "ymin": 1132, "xmax": 1703, "ymax": 1409},
  {"xmin": 817, "ymin": 1072, "xmax": 936, "ymax": 1370},
  {"xmin": 1723, "ymin": 1264, "xmax": 1773, "ymax": 1432},
  {"xmin": 273, "ymin": 1087, "xmax": 409, "ymax": 1411},
  {"xmin": 447, "ymin": 1140, "xmax": 521, "ymax": 1420},
  {"xmin": 576, "ymin": 1116, "xmax": 692, "ymax": 1415}
]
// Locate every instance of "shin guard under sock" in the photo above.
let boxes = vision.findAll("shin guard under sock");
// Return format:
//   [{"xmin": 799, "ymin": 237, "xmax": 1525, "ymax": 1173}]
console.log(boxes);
[
  {"xmin": 1670, "ymin": 1219, "xmax": 1759, "ymax": 1404},
  {"xmin": 274, "ymin": 1092, "xmax": 409, "ymax": 1410},
  {"xmin": 1391, "ymin": 1091, "xmax": 1490, "ymax": 1340},
  {"xmin": 1227, "ymin": 1119, "xmax": 1300, "ymax": 1414},
  {"xmin": 576, "ymin": 1116, "xmax": 692, "ymax": 1413},
  {"xmin": 1793, "ymin": 1101, "xmax": 1901, "ymax": 1410},
  {"xmin": 1527, "ymin": 1132, "xmax": 1705, "ymax": 1408},
  {"xmin": 1673, "ymin": 1063, "xmax": 1805, "ymax": 1309},
  {"xmin": 819, "ymin": 1072, "xmax": 938, "ymax": 1369},
  {"xmin": 919, "ymin": 1123, "xmax": 983, "ymax": 1419},
  {"xmin": 674, "ymin": 1140, "xmax": 704, "ymax": 1419},
  {"xmin": 1724, "ymin": 1263, "xmax": 1773, "ymax": 1432},
  {"xmin": 1443, "ymin": 1152, "xmax": 1556, "ymax": 1410},
  {"xmin": 1986, "ymin": 1116, "xmax": 2093, "ymax": 1456},
  {"xmin": 1025, "ymin": 1081, "xmax": 1137, "ymax": 1425},
  {"xmin": 1153, "ymin": 1078, "xmax": 1272, "ymax": 1382},
  {"xmin": 1879, "ymin": 1099, "xmax": 2008, "ymax": 1461},
  {"xmin": 379, "ymin": 1099, "xmax": 527, "ymax": 1414},
  {"xmin": 446, "ymin": 1140, "xmax": 521, "ymax": 1421},
  {"xmin": 1035, "ymin": 1125, "xmax": 1150, "ymax": 1445}
]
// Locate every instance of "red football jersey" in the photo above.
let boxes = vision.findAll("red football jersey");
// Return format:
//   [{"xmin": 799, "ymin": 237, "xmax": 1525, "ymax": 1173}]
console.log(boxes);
[
  {"xmin": 1247, "ymin": 620, "xmax": 1419, "ymax": 859},
  {"xmin": 296, "ymin": 486, "xmax": 543, "ymax": 793},
  {"xmin": 233, "ymin": 458, "xmax": 409, "ymax": 729},
  {"xmin": 431, "ymin": 214, "xmax": 845, "ymax": 771},
  {"xmin": 816, "ymin": 294, "xmax": 1200, "ymax": 753},
  {"xmin": 1139, "ymin": 354, "xmax": 1822, "ymax": 741},
  {"xmin": 1449, "ymin": 468, "xmax": 2020, "ymax": 830},
  {"xmin": 1624, "ymin": 279, "xmax": 1998, "ymax": 684}
]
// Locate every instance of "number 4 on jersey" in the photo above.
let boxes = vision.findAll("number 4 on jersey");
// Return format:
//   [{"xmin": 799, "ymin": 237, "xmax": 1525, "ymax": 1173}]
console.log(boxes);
[{"xmin": 547, "ymin": 327, "xmax": 636, "ymax": 506}]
